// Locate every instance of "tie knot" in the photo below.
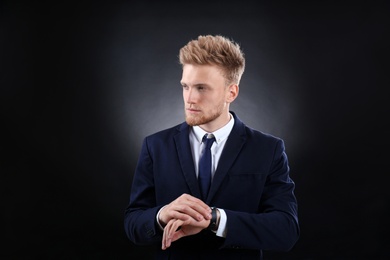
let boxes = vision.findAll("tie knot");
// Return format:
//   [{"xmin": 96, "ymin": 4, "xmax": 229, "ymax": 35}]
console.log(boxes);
[{"xmin": 202, "ymin": 134, "xmax": 215, "ymax": 149}]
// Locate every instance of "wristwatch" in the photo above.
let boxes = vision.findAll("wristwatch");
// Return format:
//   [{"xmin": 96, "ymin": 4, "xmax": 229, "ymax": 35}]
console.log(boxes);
[{"xmin": 207, "ymin": 207, "xmax": 219, "ymax": 231}]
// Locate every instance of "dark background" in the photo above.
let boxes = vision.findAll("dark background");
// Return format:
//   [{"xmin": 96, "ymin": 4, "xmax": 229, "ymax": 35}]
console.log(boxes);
[{"xmin": 2, "ymin": 1, "xmax": 389, "ymax": 259}]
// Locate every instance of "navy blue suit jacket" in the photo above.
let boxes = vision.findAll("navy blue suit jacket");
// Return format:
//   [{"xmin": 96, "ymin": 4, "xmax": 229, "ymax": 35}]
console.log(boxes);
[{"xmin": 124, "ymin": 112, "xmax": 299, "ymax": 259}]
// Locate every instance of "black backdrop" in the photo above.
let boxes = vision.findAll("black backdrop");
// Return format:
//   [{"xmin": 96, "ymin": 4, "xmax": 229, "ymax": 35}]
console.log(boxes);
[{"xmin": 2, "ymin": 1, "xmax": 389, "ymax": 259}]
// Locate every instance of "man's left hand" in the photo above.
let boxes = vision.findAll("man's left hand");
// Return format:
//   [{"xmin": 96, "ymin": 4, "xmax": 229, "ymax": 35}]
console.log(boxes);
[{"xmin": 161, "ymin": 217, "xmax": 209, "ymax": 250}]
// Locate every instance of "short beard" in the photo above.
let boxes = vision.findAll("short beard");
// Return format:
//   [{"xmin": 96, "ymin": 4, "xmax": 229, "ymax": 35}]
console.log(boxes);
[
  {"xmin": 186, "ymin": 114, "xmax": 210, "ymax": 126},
  {"xmin": 185, "ymin": 107, "xmax": 223, "ymax": 127}
]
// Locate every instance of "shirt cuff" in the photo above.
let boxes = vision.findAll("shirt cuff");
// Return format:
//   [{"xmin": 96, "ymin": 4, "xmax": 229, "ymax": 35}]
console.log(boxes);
[
  {"xmin": 156, "ymin": 205, "xmax": 167, "ymax": 231},
  {"xmin": 215, "ymin": 208, "xmax": 227, "ymax": 238}
]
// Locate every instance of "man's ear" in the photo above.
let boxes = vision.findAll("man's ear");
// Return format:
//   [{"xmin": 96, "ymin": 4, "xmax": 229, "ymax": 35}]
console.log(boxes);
[{"xmin": 226, "ymin": 84, "xmax": 239, "ymax": 103}]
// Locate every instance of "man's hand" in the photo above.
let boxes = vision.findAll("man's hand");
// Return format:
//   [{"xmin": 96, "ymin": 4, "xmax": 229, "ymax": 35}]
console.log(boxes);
[
  {"xmin": 162, "ymin": 216, "xmax": 210, "ymax": 250},
  {"xmin": 158, "ymin": 194, "xmax": 211, "ymax": 227}
]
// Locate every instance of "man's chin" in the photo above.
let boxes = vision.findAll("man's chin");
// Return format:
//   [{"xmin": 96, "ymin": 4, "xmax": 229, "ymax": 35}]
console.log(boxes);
[
  {"xmin": 185, "ymin": 115, "xmax": 203, "ymax": 126},
  {"xmin": 185, "ymin": 118, "xmax": 198, "ymax": 126}
]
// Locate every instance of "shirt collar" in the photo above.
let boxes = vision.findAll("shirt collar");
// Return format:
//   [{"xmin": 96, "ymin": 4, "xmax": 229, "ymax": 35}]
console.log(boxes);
[{"xmin": 191, "ymin": 113, "xmax": 235, "ymax": 144}]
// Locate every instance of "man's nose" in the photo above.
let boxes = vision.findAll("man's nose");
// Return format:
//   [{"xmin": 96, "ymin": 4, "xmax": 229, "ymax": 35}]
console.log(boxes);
[{"xmin": 185, "ymin": 88, "xmax": 197, "ymax": 103}]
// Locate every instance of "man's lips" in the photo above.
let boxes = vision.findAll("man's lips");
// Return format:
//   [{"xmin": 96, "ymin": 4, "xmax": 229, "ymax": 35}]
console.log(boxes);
[{"xmin": 186, "ymin": 108, "xmax": 201, "ymax": 113}]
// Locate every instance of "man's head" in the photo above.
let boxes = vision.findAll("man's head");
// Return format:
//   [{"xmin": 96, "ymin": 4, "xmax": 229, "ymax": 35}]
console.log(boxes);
[
  {"xmin": 179, "ymin": 35, "xmax": 245, "ymax": 132},
  {"xmin": 179, "ymin": 35, "xmax": 245, "ymax": 86}
]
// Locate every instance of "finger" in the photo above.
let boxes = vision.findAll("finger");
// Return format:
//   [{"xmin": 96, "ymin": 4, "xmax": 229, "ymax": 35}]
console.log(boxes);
[
  {"xmin": 172, "ymin": 199, "xmax": 212, "ymax": 221},
  {"xmin": 170, "ymin": 224, "xmax": 185, "ymax": 243},
  {"xmin": 174, "ymin": 206, "xmax": 205, "ymax": 222},
  {"xmin": 164, "ymin": 219, "xmax": 183, "ymax": 249},
  {"xmin": 162, "ymin": 219, "xmax": 175, "ymax": 250},
  {"xmin": 185, "ymin": 195, "xmax": 212, "ymax": 214},
  {"xmin": 159, "ymin": 204, "xmax": 192, "ymax": 227},
  {"xmin": 182, "ymin": 194, "xmax": 212, "ymax": 212},
  {"xmin": 162, "ymin": 220, "xmax": 168, "ymax": 250},
  {"xmin": 167, "ymin": 219, "xmax": 182, "ymax": 239}
]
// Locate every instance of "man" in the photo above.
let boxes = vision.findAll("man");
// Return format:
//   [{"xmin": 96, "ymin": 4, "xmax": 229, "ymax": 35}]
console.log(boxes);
[{"xmin": 124, "ymin": 35, "xmax": 299, "ymax": 259}]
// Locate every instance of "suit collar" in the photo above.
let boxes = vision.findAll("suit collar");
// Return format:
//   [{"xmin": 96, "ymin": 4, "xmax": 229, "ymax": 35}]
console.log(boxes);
[{"xmin": 174, "ymin": 123, "xmax": 202, "ymax": 198}]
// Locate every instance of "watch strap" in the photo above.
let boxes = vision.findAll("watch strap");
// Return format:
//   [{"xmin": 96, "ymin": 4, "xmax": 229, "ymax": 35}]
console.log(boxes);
[{"xmin": 207, "ymin": 207, "xmax": 218, "ymax": 231}]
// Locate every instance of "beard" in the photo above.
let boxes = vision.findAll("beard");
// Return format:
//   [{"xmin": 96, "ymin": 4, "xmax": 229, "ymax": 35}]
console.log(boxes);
[
  {"xmin": 185, "ymin": 103, "xmax": 224, "ymax": 126},
  {"xmin": 186, "ymin": 113, "xmax": 215, "ymax": 126}
]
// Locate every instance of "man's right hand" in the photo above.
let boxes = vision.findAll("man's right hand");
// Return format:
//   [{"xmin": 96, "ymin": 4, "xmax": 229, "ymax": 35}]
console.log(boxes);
[{"xmin": 158, "ymin": 193, "xmax": 212, "ymax": 227}]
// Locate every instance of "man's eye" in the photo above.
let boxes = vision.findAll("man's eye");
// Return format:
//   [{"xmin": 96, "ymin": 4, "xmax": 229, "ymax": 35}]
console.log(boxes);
[
  {"xmin": 197, "ymin": 86, "xmax": 205, "ymax": 91},
  {"xmin": 182, "ymin": 85, "xmax": 189, "ymax": 89}
]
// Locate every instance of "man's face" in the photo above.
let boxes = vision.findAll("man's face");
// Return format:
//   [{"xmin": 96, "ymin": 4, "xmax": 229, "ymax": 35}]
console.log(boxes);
[{"xmin": 181, "ymin": 64, "xmax": 231, "ymax": 130}]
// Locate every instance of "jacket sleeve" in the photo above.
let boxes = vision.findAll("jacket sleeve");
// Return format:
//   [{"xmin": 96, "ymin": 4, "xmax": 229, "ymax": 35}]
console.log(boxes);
[
  {"xmin": 124, "ymin": 137, "xmax": 163, "ymax": 246},
  {"xmin": 221, "ymin": 139, "xmax": 300, "ymax": 251}
]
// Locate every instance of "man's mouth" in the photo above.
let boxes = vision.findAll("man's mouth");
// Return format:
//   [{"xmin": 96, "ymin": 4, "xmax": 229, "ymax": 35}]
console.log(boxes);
[{"xmin": 186, "ymin": 108, "xmax": 201, "ymax": 113}]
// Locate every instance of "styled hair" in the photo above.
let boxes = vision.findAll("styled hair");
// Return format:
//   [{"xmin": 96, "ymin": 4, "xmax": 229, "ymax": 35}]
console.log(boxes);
[{"xmin": 179, "ymin": 35, "xmax": 245, "ymax": 85}]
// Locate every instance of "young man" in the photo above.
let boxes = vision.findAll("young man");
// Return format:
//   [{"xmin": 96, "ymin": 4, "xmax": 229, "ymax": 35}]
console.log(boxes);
[{"xmin": 124, "ymin": 35, "xmax": 299, "ymax": 259}]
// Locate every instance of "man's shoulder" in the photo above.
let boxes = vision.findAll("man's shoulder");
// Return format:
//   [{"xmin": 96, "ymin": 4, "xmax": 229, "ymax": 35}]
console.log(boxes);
[
  {"xmin": 231, "ymin": 111, "xmax": 282, "ymax": 143},
  {"xmin": 241, "ymin": 124, "xmax": 284, "ymax": 147}
]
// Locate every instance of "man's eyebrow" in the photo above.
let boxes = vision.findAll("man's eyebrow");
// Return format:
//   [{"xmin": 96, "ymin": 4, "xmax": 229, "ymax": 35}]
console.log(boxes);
[{"xmin": 180, "ymin": 82, "xmax": 209, "ymax": 86}]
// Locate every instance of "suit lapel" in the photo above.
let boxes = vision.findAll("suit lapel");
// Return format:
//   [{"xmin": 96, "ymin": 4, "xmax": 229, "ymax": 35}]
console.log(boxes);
[
  {"xmin": 207, "ymin": 113, "xmax": 247, "ymax": 203},
  {"xmin": 174, "ymin": 123, "xmax": 201, "ymax": 198}
]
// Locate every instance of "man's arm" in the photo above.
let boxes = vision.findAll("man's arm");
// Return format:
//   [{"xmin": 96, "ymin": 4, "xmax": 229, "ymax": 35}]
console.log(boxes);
[
  {"xmin": 124, "ymin": 138, "xmax": 211, "ymax": 245},
  {"xmin": 124, "ymin": 138, "xmax": 162, "ymax": 245}
]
